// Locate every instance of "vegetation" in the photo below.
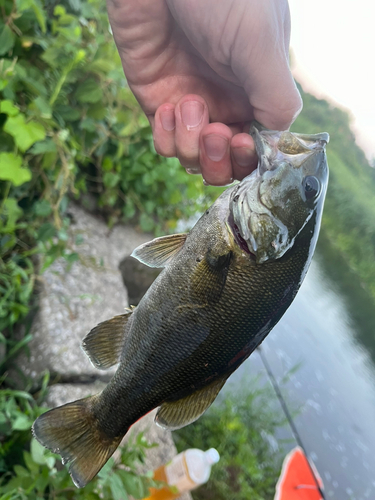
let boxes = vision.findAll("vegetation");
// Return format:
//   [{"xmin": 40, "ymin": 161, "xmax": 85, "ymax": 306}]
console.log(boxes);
[
  {"xmin": 292, "ymin": 86, "xmax": 375, "ymax": 303},
  {"xmin": 0, "ymin": 387, "xmax": 159, "ymax": 500},
  {"xmin": 173, "ymin": 382, "xmax": 286, "ymax": 500},
  {"xmin": 0, "ymin": 0, "xmax": 222, "ymax": 338}
]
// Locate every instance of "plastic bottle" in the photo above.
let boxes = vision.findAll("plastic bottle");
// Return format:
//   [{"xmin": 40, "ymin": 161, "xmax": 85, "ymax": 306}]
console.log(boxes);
[{"xmin": 143, "ymin": 448, "xmax": 220, "ymax": 500}]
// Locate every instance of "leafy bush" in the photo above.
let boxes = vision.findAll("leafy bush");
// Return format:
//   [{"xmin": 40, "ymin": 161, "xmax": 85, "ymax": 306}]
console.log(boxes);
[
  {"xmin": 173, "ymin": 381, "xmax": 285, "ymax": 500},
  {"xmin": 0, "ymin": 0, "xmax": 221, "ymax": 337},
  {"xmin": 0, "ymin": 388, "xmax": 159, "ymax": 500}
]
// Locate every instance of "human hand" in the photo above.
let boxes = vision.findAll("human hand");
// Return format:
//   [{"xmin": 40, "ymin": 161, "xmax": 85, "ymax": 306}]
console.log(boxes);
[{"xmin": 107, "ymin": 0, "xmax": 302, "ymax": 186}]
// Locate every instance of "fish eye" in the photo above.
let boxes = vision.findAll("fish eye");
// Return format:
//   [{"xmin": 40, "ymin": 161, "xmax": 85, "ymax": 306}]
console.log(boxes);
[{"xmin": 303, "ymin": 176, "xmax": 320, "ymax": 200}]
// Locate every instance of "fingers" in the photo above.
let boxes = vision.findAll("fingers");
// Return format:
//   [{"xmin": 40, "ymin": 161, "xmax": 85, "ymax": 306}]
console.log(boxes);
[
  {"xmin": 231, "ymin": 133, "xmax": 258, "ymax": 182},
  {"xmin": 199, "ymin": 123, "xmax": 233, "ymax": 186},
  {"xmin": 154, "ymin": 95, "xmax": 209, "ymax": 171},
  {"xmin": 153, "ymin": 95, "xmax": 257, "ymax": 185}
]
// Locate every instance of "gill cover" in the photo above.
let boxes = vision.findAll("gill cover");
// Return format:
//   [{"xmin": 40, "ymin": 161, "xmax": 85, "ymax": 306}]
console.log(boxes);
[{"xmin": 231, "ymin": 123, "xmax": 329, "ymax": 263}]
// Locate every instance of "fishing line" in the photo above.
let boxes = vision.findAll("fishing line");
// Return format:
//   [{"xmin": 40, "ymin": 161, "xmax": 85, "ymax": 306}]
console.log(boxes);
[{"xmin": 257, "ymin": 346, "xmax": 327, "ymax": 500}]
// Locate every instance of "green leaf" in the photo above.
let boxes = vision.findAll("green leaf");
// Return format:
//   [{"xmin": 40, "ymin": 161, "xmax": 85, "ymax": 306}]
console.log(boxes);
[
  {"xmin": 33, "ymin": 199, "xmax": 52, "ymax": 217},
  {"xmin": 13, "ymin": 465, "xmax": 29, "ymax": 478},
  {"xmin": 103, "ymin": 172, "xmax": 120, "ymax": 188},
  {"xmin": 31, "ymin": 438, "xmax": 51, "ymax": 465},
  {"xmin": 109, "ymin": 474, "xmax": 127, "ymax": 500},
  {"xmin": 33, "ymin": 97, "xmax": 52, "ymax": 118},
  {"xmin": 31, "ymin": 0, "xmax": 47, "ymax": 33},
  {"xmin": 37, "ymin": 223, "xmax": 56, "ymax": 242},
  {"xmin": 55, "ymin": 105, "xmax": 81, "ymax": 122},
  {"xmin": 30, "ymin": 139, "xmax": 57, "ymax": 155},
  {"xmin": 139, "ymin": 213, "xmax": 154, "ymax": 232},
  {"xmin": 0, "ymin": 25, "xmax": 15, "ymax": 56},
  {"xmin": 117, "ymin": 471, "xmax": 144, "ymax": 499},
  {"xmin": 98, "ymin": 457, "xmax": 114, "ymax": 480},
  {"xmin": 23, "ymin": 450, "xmax": 39, "ymax": 474},
  {"xmin": 12, "ymin": 414, "xmax": 31, "ymax": 430},
  {"xmin": 4, "ymin": 115, "xmax": 46, "ymax": 152},
  {"xmin": 0, "ymin": 100, "xmax": 19, "ymax": 116},
  {"xmin": 0, "ymin": 153, "xmax": 31, "ymax": 186},
  {"xmin": 75, "ymin": 78, "xmax": 103, "ymax": 103},
  {"xmin": 16, "ymin": 0, "xmax": 46, "ymax": 32},
  {"xmin": 3, "ymin": 198, "xmax": 23, "ymax": 228},
  {"xmin": 16, "ymin": 0, "xmax": 33, "ymax": 11}
]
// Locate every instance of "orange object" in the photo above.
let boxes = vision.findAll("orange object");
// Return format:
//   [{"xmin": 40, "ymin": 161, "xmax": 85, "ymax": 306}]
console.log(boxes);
[
  {"xmin": 143, "ymin": 448, "xmax": 220, "ymax": 500},
  {"xmin": 274, "ymin": 447, "xmax": 324, "ymax": 500},
  {"xmin": 143, "ymin": 462, "xmax": 178, "ymax": 500}
]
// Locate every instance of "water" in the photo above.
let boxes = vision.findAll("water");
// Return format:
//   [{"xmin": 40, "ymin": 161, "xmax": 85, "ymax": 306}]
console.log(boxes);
[{"xmin": 224, "ymin": 243, "xmax": 375, "ymax": 499}]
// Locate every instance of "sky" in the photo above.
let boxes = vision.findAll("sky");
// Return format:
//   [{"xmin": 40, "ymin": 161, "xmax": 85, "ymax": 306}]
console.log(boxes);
[{"xmin": 288, "ymin": 0, "xmax": 375, "ymax": 162}]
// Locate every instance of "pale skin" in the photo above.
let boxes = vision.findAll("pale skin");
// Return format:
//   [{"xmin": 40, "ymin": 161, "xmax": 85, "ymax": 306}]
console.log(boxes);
[{"xmin": 107, "ymin": 0, "xmax": 302, "ymax": 186}]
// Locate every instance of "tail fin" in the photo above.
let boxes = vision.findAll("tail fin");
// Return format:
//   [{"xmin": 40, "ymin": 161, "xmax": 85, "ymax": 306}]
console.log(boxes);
[{"xmin": 32, "ymin": 396, "xmax": 123, "ymax": 488}]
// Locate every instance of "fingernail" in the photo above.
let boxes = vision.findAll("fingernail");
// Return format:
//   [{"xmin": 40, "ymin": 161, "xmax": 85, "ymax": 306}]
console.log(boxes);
[
  {"xmin": 203, "ymin": 177, "xmax": 233, "ymax": 187},
  {"xmin": 181, "ymin": 101, "xmax": 204, "ymax": 129},
  {"xmin": 160, "ymin": 108, "xmax": 175, "ymax": 131},
  {"xmin": 233, "ymin": 147, "xmax": 253, "ymax": 167},
  {"xmin": 186, "ymin": 167, "xmax": 201, "ymax": 175},
  {"xmin": 203, "ymin": 135, "xmax": 228, "ymax": 162}
]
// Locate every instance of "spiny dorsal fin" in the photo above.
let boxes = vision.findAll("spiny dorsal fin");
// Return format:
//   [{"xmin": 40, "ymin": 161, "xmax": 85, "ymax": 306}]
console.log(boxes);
[
  {"xmin": 81, "ymin": 309, "xmax": 135, "ymax": 370},
  {"xmin": 155, "ymin": 376, "xmax": 227, "ymax": 430},
  {"xmin": 131, "ymin": 233, "xmax": 187, "ymax": 268}
]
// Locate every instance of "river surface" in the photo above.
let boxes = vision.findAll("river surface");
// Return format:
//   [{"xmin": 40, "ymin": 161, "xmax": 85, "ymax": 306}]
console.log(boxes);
[{"xmin": 223, "ymin": 241, "xmax": 375, "ymax": 500}]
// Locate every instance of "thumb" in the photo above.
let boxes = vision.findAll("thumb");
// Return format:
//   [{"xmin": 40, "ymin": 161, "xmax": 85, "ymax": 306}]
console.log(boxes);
[
  {"xmin": 248, "ymin": 61, "xmax": 302, "ymax": 131},
  {"xmin": 232, "ymin": 2, "xmax": 302, "ymax": 131}
]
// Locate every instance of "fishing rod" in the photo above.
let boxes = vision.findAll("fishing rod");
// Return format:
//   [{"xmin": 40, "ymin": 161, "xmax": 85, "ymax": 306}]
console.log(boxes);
[{"xmin": 257, "ymin": 346, "xmax": 327, "ymax": 500}]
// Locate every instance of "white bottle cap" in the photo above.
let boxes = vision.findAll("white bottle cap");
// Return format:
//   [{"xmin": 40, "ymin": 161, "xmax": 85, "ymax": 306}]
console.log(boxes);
[
  {"xmin": 185, "ymin": 448, "xmax": 220, "ymax": 485},
  {"xmin": 205, "ymin": 448, "xmax": 220, "ymax": 465}
]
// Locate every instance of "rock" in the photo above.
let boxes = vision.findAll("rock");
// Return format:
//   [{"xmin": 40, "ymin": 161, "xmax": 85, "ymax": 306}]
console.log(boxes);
[
  {"xmin": 119, "ymin": 256, "xmax": 161, "ymax": 306},
  {"xmin": 45, "ymin": 381, "xmax": 106, "ymax": 407},
  {"xmin": 19, "ymin": 203, "xmax": 150, "ymax": 381}
]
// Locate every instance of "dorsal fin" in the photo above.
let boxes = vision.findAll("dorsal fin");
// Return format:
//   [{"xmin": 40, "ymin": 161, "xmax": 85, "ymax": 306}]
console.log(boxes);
[
  {"xmin": 155, "ymin": 376, "xmax": 227, "ymax": 430},
  {"xmin": 131, "ymin": 233, "xmax": 187, "ymax": 268},
  {"xmin": 81, "ymin": 308, "xmax": 135, "ymax": 370}
]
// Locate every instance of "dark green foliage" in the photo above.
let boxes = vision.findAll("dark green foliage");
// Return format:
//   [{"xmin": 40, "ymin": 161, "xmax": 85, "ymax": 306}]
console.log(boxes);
[
  {"xmin": 0, "ymin": 388, "xmax": 159, "ymax": 500},
  {"xmin": 292, "ymin": 85, "xmax": 375, "ymax": 303},
  {"xmin": 0, "ymin": 0, "xmax": 221, "ymax": 337},
  {"xmin": 173, "ymin": 384, "xmax": 285, "ymax": 500}
]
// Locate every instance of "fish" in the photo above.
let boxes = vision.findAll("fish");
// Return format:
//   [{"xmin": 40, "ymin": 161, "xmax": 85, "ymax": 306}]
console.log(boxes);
[{"xmin": 32, "ymin": 122, "xmax": 329, "ymax": 488}]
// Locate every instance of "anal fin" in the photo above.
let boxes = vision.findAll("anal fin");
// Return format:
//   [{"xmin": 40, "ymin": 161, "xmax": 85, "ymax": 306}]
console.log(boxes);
[
  {"xmin": 81, "ymin": 308, "xmax": 135, "ymax": 370},
  {"xmin": 155, "ymin": 376, "xmax": 227, "ymax": 430}
]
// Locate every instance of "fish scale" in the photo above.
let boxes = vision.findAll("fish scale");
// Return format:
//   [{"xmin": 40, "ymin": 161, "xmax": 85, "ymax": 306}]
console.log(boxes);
[{"xmin": 32, "ymin": 122, "xmax": 329, "ymax": 487}]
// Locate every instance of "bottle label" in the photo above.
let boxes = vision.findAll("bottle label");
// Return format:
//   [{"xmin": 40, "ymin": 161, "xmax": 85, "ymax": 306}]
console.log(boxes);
[{"xmin": 165, "ymin": 454, "xmax": 197, "ymax": 493}]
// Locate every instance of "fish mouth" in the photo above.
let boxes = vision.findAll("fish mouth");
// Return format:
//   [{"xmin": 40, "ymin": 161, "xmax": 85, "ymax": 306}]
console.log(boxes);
[{"xmin": 249, "ymin": 121, "xmax": 329, "ymax": 175}]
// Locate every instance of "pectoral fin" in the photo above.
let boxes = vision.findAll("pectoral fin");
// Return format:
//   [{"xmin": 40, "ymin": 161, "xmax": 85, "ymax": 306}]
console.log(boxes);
[
  {"xmin": 131, "ymin": 233, "xmax": 187, "ymax": 268},
  {"xmin": 191, "ymin": 251, "xmax": 232, "ymax": 303},
  {"xmin": 155, "ymin": 377, "xmax": 227, "ymax": 430},
  {"xmin": 81, "ymin": 308, "xmax": 135, "ymax": 369}
]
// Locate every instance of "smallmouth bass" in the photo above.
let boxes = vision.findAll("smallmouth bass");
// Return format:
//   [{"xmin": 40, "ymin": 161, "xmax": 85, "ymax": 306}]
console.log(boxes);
[{"xmin": 33, "ymin": 123, "xmax": 329, "ymax": 487}]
